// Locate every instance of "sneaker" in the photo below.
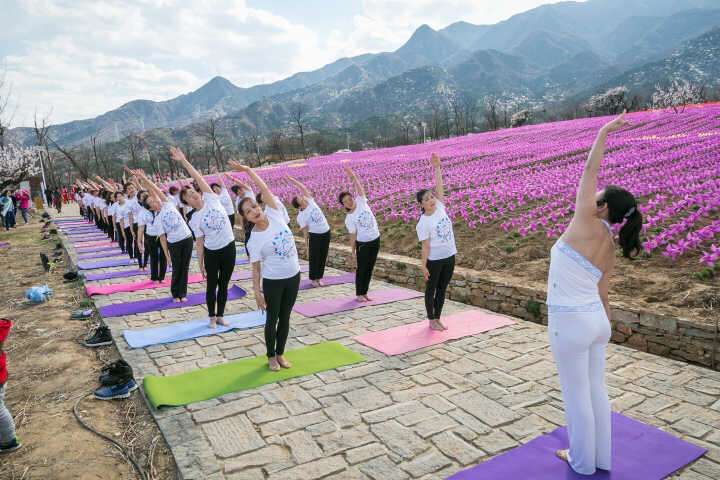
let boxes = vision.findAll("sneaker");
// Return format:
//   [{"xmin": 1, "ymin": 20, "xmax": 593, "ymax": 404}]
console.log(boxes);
[
  {"xmin": 99, "ymin": 360, "xmax": 133, "ymax": 386},
  {"xmin": 71, "ymin": 308, "xmax": 93, "ymax": 320},
  {"xmin": 0, "ymin": 438, "xmax": 22, "ymax": 454},
  {"xmin": 84, "ymin": 325, "xmax": 112, "ymax": 347},
  {"xmin": 94, "ymin": 378, "xmax": 138, "ymax": 400}
]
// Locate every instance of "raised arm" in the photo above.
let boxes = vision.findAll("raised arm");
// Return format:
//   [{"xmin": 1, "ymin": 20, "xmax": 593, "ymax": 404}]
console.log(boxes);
[
  {"xmin": 575, "ymin": 112, "xmax": 628, "ymax": 219},
  {"xmin": 286, "ymin": 175, "xmax": 311, "ymax": 198},
  {"xmin": 228, "ymin": 161, "xmax": 278, "ymax": 210},
  {"xmin": 132, "ymin": 169, "xmax": 165, "ymax": 204},
  {"xmin": 430, "ymin": 153, "xmax": 444, "ymax": 203},
  {"xmin": 343, "ymin": 166, "xmax": 366, "ymax": 198},
  {"xmin": 223, "ymin": 172, "xmax": 254, "ymax": 195},
  {"xmin": 169, "ymin": 147, "xmax": 212, "ymax": 194}
]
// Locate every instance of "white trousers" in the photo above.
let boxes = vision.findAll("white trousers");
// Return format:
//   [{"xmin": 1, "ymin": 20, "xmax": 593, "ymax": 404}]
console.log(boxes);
[{"xmin": 549, "ymin": 308, "xmax": 612, "ymax": 475}]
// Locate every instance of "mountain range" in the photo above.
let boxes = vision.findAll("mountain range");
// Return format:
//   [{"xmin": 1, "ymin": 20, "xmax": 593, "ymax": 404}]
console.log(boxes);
[{"xmin": 10, "ymin": 0, "xmax": 720, "ymax": 149}]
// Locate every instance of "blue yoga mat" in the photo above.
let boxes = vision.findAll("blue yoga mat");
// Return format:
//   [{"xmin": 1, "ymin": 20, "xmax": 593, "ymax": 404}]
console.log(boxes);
[
  {"xmin": 99, "ymin": 285, "xmax": 246, "ymax": 318},
  {"xmin": 123, "ymin": 310, "xmax": 266, "ymax": 348}
]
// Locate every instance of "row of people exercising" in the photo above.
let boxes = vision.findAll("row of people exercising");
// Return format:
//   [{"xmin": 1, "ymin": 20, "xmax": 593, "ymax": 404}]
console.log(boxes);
[{"xmin": 82, "ymin": 113, "xmax": 642, "ymax": 476}]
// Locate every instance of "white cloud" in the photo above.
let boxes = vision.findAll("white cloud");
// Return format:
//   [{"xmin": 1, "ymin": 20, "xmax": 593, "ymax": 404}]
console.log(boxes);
[{"xmin": 5, "ymin": 0, "xmax": 570, "ymax": 127}]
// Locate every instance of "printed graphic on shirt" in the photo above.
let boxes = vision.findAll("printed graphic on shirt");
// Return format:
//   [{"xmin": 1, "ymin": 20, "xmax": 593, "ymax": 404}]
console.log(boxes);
[
  {"xmin": 202, "ymin": 208, "xmax": 227, "ymax": 232},
  {"xmin": 357, "ymin": 210, "xmax": 375, "ymax": 230},
  {"xmin": 162, "ymin": 210, "xmax": 181, "ymax": 232},
  {"xmin": 435, "ymin": 216, "xmax": 454, "ymax": 243},
  {"xmin": 271, "ymin": 229, "xmax": 297, "ymax": 259},
  {"xmin": 310, "ymin": 207, "xmax": 324, "ymax": 224}
]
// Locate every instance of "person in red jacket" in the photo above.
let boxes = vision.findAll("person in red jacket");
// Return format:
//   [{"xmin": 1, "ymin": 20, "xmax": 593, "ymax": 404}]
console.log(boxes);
[{"xmin": 0, "ymin": 319, "xmax": 20, "ymax": 454}]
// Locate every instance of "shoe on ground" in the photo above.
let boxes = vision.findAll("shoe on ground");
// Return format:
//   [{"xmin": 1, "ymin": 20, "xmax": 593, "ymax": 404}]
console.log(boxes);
[
  {"xmin": 71, "ymin": 308, "xmax": 93, "ymax": 320},
  {"xmin": 40, "ymin": 253, "xmax": 50, "ymax": 272},
  {"xmin": 0, "ymin": 438, "xmax": 22, "ymax": 454},
  {"xmin": 99, "ymin": 360, "xmax": 133, "ymax": 386},
  {"xmin": 94, "ymin": 378, "xmax": 138, "ymax": 400},
  {"xmin": 84, "ymin": 325, "xmax": 112, "ymax": 347}
]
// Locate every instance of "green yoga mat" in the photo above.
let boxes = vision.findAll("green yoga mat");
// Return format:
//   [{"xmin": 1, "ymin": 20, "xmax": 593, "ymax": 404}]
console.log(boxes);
[{"xmin": 143, "ymin": 341, "xmax": 365, "ymax": 408}]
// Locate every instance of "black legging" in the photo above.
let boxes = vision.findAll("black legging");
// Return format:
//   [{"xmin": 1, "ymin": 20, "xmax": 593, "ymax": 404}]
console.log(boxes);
[
  {"xmin": 124, "ymin": 226, "xmax": 135, "ymax": 259},
  {"xmin": 263, "ymin": 272, "xmax": 300, "ymax": 358},
  {"xmin": 204, "ymin": 240, "xmax": 236, "ymax": 317},
  {"xmin": 107, "ymin": 216, "xmax": 115, "ymax": 241},
  {"xmin": 138, "ymin": 231, "xmax": 151, "ymax": 268},
  {"xmin": 355, "ymin": 237, "xmax": 380, "ymax": 296},
  {"xmin": 146, "ymin": 234, "xmax": 167, "ymax": 282},
  {"xmin": 228, "ymin": 213, "xmax": 235, "ymax": 227},
  {"xmin": 308, "ymin": 230, "xmax": 331, "ymax": 280},
  {"xmin": 132, "ymin": 223, "xmax": 140, "ymax": 260},
  {"xmin": 168, "ymin": 236, "xmax": 193, "ymax": 299},
  {"xmin": 116, "ymin": 223, "xmax": 125, "ymax": 251},
  {"xmin": 425, "ymin": 255, "xmax": 455, "ymax": 320}
]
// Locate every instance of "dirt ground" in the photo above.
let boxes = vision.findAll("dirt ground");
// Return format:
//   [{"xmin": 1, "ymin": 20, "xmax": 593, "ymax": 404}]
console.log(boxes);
[
  {"xmin": 0, "ymin": 213, "xmax": 176, "ymax": 480},
  {"xmin": 323, "ymin": 211, "xmax": 719, "ymax": 324}
]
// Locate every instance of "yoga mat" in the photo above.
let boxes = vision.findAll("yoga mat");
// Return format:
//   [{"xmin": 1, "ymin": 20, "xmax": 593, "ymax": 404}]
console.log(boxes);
[
  {"xmin": 87, "ymin": 271, "xmax": 243, "ymax": 296},
  {"xmin": 85, "ymin": 268, "xmax": 169, "ymax": 281},
  {"xmin": 123, "ymin": 310, "xmax": 266, "ymax": 348},
  {"xmin": 62, "ymin": 228, "xmax": 101, "ymax": 234},
  {"xmin": 293, "ymin": 287, "xmax": 423, "ymax": 317},
  {"xmin": 79, "ymin": 258, "xmax": 136, "ymax": 270},
  {"xmin": 68, "ymin": 234, "xmax": 107, "ymax": 240},
  {"xmin": 78, "ymin": 250, "xmax": 126, "ymax": 260},
  {"xmin": 143, "ymin": 341, "xmax": 365, "ymax": 408},
  {"xmin": 76, "ymin": 246, "xmax": 121, "ymax": 254},
  {"xmin": 99, "ymin": 285, "xmax": 246, "ymax": 317},
  {"xmin": 299, "ymin": 272, "xmax": 355, "ymax": 290},
  {"xmin": 0, "ymin": 242, "xmax": 9, "ymax": 248},
  {"xmin": 448, "ymin": 413, "xmax": 706, "ymax": 480},
  {"xmin": 355, "ymin": 309, "xmax": 516, "ymax": 355},
  {"xmin": 74, "ymin": 241, "xmax": 113, "ymax": 247}
]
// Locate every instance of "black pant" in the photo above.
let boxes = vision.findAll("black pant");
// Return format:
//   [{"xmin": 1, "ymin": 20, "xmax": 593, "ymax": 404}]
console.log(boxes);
[
  {"xmin": 138, "ymin": 232, "xmax": 151, "ymax": 268},
  {"xmin": 425, "ymin": 255, "xmax": 455, "ymax": 319},
  {"xmin": 308, "ymin": 230, "xmax": 331, "ymax": 280},
  {"xmin": 124, "ymin": 226, "xmax": 136, "ymax": 259},
  {"xmin": 355, "ymin": 237, "xmax": 380, "ymax": 296},
  {"xmin": 132, "ymin": 223, "xmax": 140, "ymax": 260},
  {"xmin": 204, "ymin": 241, "xmax": 236, "ymax": 316},
  {"xmin": 116, "ymin": 223, "xmax": 125, "ymax": 251},
  {"xmin": 146, "ymin": 234, "xmax": 167, "ymax": 282},
  {"xmin": 107, "ymin": 217, "xmax": 115, "ymax": 240},
  {"xmin": 228, "ymin": 213, "xmax": 235, "ymax": 227},
  {"xmin": 263, "ymin": 273, "xmax": 300, "ymax": 357},
  {"xmin": 168, "ymin": 236, "xmax": 193, "ymax": 299}
]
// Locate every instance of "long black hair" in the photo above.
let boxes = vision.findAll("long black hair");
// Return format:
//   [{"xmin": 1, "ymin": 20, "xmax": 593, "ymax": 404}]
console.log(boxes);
[{"xmin": 601, "ymin": 185, "xmax": 642, "ymax": 258}]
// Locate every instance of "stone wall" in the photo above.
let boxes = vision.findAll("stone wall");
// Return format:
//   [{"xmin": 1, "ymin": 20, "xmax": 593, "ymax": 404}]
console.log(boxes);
[{"xmin": 296, "ymin": 238, "xmax": 719, "ymax": 370}]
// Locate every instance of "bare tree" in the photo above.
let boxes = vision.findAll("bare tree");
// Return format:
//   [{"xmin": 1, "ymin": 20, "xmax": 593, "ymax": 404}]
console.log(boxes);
[
  {"xmin": 0, "ymin": 68, "xmax": 16, "ymax": 148},
  {"xmin": 461, "ymin": 93, "xmax": 478, "ymax": 133},
  {"xmin": 483, "ymin": 95, "xmax": 500, "ymax": 131},
  {"xmin": 90, "ymin": 136, "xmax": 112, "ymax": 177},
  {"xmin": 33, "ymin": 112, "xmax": 59, "ymax": 188},
  {"xmin": 290, "ymin": 102, "xmax": 308, "ymax": 159},
  {"xmin": 196, "ymin": 117, "xmax": 225, "ymax": 171},
  {"xmin": 269, "ymin": 130, "xmax": 286, "ymax": 162},
  {"xmin": 48, "ymin": 136, "xmax": 90, "ymax": 179}
]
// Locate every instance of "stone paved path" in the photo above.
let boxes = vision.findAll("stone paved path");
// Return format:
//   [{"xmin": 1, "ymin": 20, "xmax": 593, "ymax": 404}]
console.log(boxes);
[{"xmin": 59, "ymin": 209, "xmax": 720, "ymax": 480}]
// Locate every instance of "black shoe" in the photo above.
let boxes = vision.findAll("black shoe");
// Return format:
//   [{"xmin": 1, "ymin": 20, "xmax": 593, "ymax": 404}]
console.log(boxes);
[
  {"xmin": 40, "ymin": 253, "xmax": 50, "ymax": 272},
  {"xmin": 99, "ymin": 360, "xmax": 133, "ymax": 386},
  {"xmin": 0, "ymin": 438, "xmax": 21, "ymax": 454},
  {"xmin": 63, "ymin": 271, "xmax": 79, "ymax": 281},
  {"xmin": 84, "ymin": 325, "xmax": 113, "ymax": 347},
  {"xmin": 55, "ymin": 242, "xmax": 63, "ymax": 249}
]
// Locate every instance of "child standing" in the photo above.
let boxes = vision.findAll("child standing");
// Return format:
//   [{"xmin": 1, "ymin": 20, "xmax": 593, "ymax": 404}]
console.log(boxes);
[{"xmin": 0, "ymin": 319, "xmax": 20, "ymax": 454}]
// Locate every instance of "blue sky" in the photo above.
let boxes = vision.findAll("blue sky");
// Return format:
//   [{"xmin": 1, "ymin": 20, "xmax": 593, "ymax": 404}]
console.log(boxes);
[{"xmin": 2, "ymin": 0, "xmax": 571, "ymax": 127}]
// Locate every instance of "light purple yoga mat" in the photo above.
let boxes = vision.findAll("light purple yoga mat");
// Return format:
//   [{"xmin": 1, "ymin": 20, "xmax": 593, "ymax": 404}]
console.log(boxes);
[
  {"xmin": 78, "ymin": 250, "xmax": 125, "ymax": 260},
  {"xmin": 79, "ymin": 258, "xmax": 136, "ymax": 270},
  {"xmin": 85, "ymin": 268, "xmax": 170, "ymax": 281},
  {"xmin": 299, "ymin": 272, "xmax": 355, "ymax": 290},
  {"xmin": 76, "ymin": 246, "xmax": 120, "ymax": 254},
  {"xmin": 293, "ymin": 287, "xmax": 423, "ymax": 317},
  {"xmin": 448, "ymin": 413, "xmax": 705, "ymax": 480},
  {"xmin": 99, "ymin": 285, "xmax": 246, "ymax": 318}
]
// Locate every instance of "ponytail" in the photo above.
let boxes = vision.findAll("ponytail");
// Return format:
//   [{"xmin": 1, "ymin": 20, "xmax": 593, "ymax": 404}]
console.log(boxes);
[{"xmin": 618, "ymin": 208, "xmax": 642, "ymax": 258}]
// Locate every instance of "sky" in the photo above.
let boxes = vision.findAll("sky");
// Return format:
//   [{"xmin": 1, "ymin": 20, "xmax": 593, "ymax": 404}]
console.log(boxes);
[{"xmin": 1, "ymin": 0, "xmax": 574, "ymax": 127}]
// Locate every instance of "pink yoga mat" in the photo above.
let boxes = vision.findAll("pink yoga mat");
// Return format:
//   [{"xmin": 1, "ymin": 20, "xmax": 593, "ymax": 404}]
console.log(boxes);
[
  {"xmin": 355, "ymin": 309, "xmax": 516, "ymax": 355},
  {"xmin": 293, "ymin": 288, "xmax": 423, "ymax": 317}
]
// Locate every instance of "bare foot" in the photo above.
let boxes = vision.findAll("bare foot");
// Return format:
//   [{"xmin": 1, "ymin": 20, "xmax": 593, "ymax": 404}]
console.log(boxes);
[
  {"xmin": 555, "ymin": 449, "xmax": 569, "ymax": 463},
  {"xmin": 363, "ymin": 295, "xmax": 372, "ymax": 302},
  {"xmin": 356, "ymin": 296, "xmax": 366, "ymax": 303},
  {"xmin": 268, "ymin": 357, "xmax": 280, "ymax": 372},
  {"xmin": 429, "ymin": 319, "xmax": 444, "ymax": 331},
  {"xmin": 216, "ymin": 317, "xmax": 229, "ymax": 327},
  {"xmin": 316, "ymin": 279, "xmax": 323, "ymax": 287},
  {"xmin": 208, "ymin": 317, "xmax": 217, "ymax": 328},
  {"xmin": 173, "ymin": 298, "xmax": 181, "ymax": 303},
  {"xmin": 180, "ymin": 297, "xmax": 188, "ymax": 302},
  {"xmin": 277, "ymin": 355, "xmax": 292, "ymax": 369},
  {"xmin": 437, "ymin": 319, "xmax": 448, "ymax": 331}
]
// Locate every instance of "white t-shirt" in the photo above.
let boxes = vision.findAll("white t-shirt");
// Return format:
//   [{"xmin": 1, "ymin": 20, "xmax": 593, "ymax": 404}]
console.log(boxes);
[
  {"xmin": 263, "ymin": 196, "xmax": 290, "ymax": 225},
  {"xmin": 189, "ymin": 192, "xmax": 235, "ymax": 250},
  {"xmin": 126, "ymin": 195, "xmax": 143, "ymax": 223},
  {"xmin": 83, "ymin": 194, "xmax": 94, "ymax": 207},
  {"xmin": 235, "ymin": 189, "xmax": 255, "ymax": 210},
  {"xmin": 115, "ymin": 203, "xmax": 131, "ymax": 228},
  {"xmin": 95, "ymin": 198, "xmax": 107, "ymax": 210},
  {"xmin": 416, "ymin": 201, "xmax": 457, "ymax": 261},
  {"xmin": 247, "ymin": 207, "xmax": 300, "ymax": 280},
  {"xmin": 297, "ymin": 198, "xmax": 330, "ymax": 234},
  {"xmin": 167, "ymin": 193, "xmax": 180, "ymax": 209},
  {"xmin": 107, "ymin": 202, "xmax": 117, "ymax": 218},
  {"xmin": 345, "ymin": 196, "xmax": 380, "ymax": 242},
  {"xmin": 158, "ymin": 201, "xmax": 192, "ymax": 243},
  {"xmin": 136, "ymin": 208, "xmax": 154, "ymax": 227},
  {"xmin": 145, "ymin": 212, "xmax": 163, "ymax": 236},
  {"xmin": 216, "ymin": 188, "xmax": 235, "ymax": 215}
]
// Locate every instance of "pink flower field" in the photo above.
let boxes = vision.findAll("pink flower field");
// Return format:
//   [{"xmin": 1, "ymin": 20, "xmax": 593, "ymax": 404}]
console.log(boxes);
[{"xmin": 238, "ymin": 104, "xmax": 720, "ymax": 271}]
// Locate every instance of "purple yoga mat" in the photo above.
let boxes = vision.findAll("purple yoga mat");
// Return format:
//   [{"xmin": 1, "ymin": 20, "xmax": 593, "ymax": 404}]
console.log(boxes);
[
  {"xmin": 299, "ymin": 272, "xmax": 355, "ymax": 290},
  {"xmin": 99, "ymin": 285, "xmax": 246, "ymax": 318},
  {"xmin": 76, "ymin": 246, "xmax": 120, "ymax": 254},
  {"xmin": 78, "ymin": 258, "xmax": 136, "ymax": 270},
  {"xmin": 85, "ymin": 268, "xmax": 171, "ymax": 281},
  {"xmin": 78, "ymin": 250, "xmax": 125, "ymax": 260},
  {"xmin": 448, "ymin": 413, "xmax": 706, "ymax": 480},
  {"xmin": 293, "ymin": 287, "xmax": 423, "ymax": 317}
]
